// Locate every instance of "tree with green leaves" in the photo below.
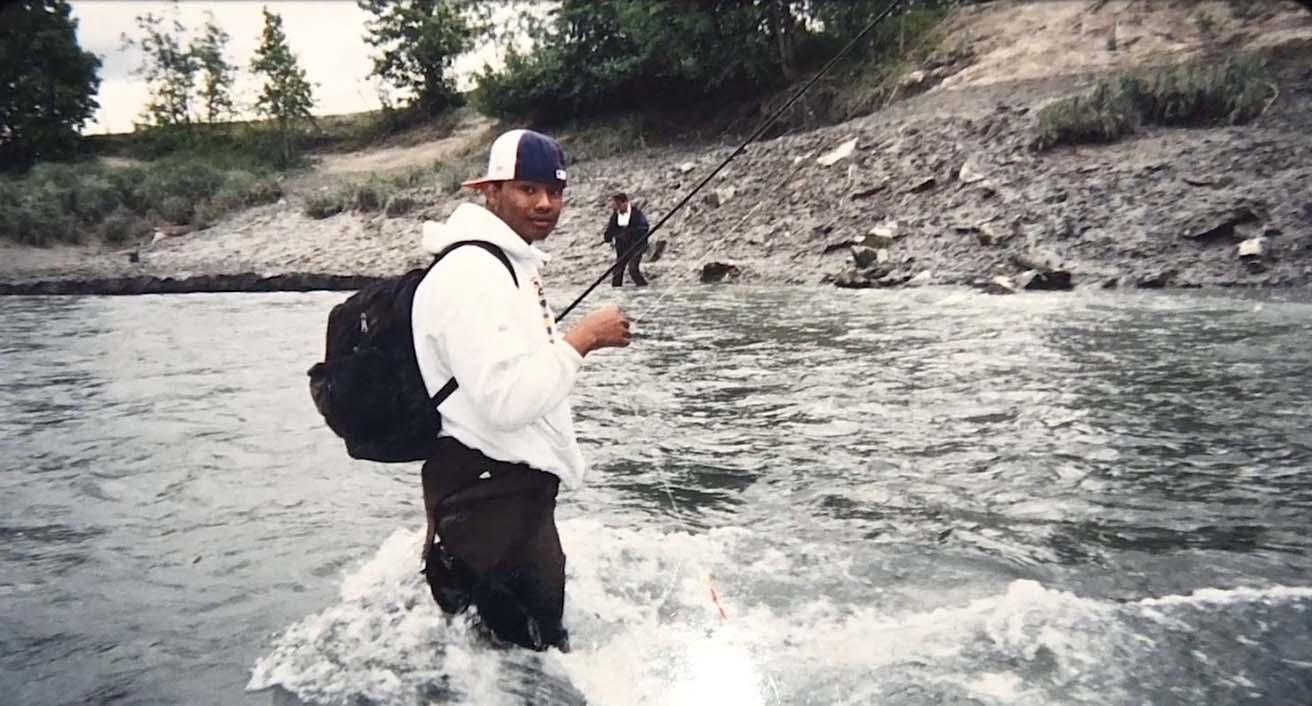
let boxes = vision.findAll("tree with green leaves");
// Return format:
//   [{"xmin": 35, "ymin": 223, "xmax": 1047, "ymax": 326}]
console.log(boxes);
[
  {"xmin": 250, "ymin": 7, "xmax": 315, "ymax": 167},
  {"xmin": 474, "ymin": 0, "xmax": 975, "ymax": 124},
  {"xmin": 0, "ymin": 0, "xmax": 102, "ymax": 171},
  {"xmin": 124, "ymin": 5, "xmax": 198, "ymax": 128},
  {"xmin": 191, "ymin": 12, "xmax": 236, "ymax": 125},
  {"xmin": 358, "ymin": 0, "xmax": 476, "ymax": 115},
  {"xmin": 474, "ymin": 1, "xmax": 784, "ymax": 121}
]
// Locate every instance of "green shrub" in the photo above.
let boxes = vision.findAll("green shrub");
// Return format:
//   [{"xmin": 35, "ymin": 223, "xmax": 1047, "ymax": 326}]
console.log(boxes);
[
  {"xmin": 0, "ymin": 183, "xmax": 19, "ymax": 236},
  {"xmin": 10, "ymin": 186, "xmax": 79, "ymax": 245},
  {"xmin": 384, "ymin": 193, "xmax": 418, "ymax": 217},
  {"xmin": 0, "ymin": 171, "xmax": 71, "ymax": 244},
  {"xmin": 1035, "ymin": 55, "xmax": 1277, "ymax": 150},
  {"xmin": 212, "ymin": 170, "xmax": 283, "ymax": 213},
  {"xmin": 70, "ymin": 174, "xmax": 122, "ymax": 224},
  {"xmin": 432, "ymin": 163, "xmax": 468, "ymax": 194},
  {"xmin": 115, "ymin": 123, "xmax": 295, "ymax": 172},
  {"xmin": 350, "ymin": 179, "xmax": 392, "ymax": 213},
  {"xmin": 1194, "ymin": 11, "xmax": 1220, "ymax": 38},
  {"xmin": 157, "ymin": 196, "xmax": 195, "ymax": 225},
  {"xmin": 139, "ymin": 160, "xmax": 226, "ymax": 215},
  {"xmin": 304, "ymin": 189, "xmax": 346, "ymax": 219},
  {"xmin": 186, "ymin": 170, "xmax": 284, "ymax": 227},
  {"xmin": 554, "ymin": 116, "xmax": 648, "ymax": 162},
  {"xmin": 108, "ymin": 165, "xmax": 149, "ymax": 212},
  {"xmin": 0, "ymin": 176, "xmax": 77, "ymax": 245},
  {"xmin": 99, "ymin": 206, "xmax": 144, "ymax": 244},
  {"xmin": 3, "ymin": 143, "xmax": 296, "ymax": 244},
  {"xmin": 23, "ymin": 162, "xmax": 84, "ymax": 190},
  {"xmin": 1135, "ymin": 55, "xmax": 1273, "ymax": 127},
  {"xmin": 387, "ymin": 165, "xmax": 432, "ymax": 191},
  {"xmin": 303, "ymin": 173, "xmax": 437, "ymax": 219},
  {"xmin": 385, "ymin": 159, "xmax": 479, "ymax": 196},
  {"xmin": 1036, "ymin": 79, "xmax": 1140, "ymax": 150}
]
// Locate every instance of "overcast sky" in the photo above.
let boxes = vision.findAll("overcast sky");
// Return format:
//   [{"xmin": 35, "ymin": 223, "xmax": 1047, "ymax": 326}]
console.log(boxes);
[{"xmin": 69, "ymin": 1, "xmax": 525, "ymax": 134}]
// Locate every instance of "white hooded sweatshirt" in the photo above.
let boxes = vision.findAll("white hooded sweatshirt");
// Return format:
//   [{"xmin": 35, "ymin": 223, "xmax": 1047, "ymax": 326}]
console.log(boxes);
[{"xmin": 411, "ymin": 202, "xmax": 587, "ymax": 489}]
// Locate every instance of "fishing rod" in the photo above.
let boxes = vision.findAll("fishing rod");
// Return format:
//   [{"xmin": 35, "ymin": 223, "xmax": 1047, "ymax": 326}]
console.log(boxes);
[{"xmin": 557, "ymin": 0, "xmax": 906, "ymax": 321}]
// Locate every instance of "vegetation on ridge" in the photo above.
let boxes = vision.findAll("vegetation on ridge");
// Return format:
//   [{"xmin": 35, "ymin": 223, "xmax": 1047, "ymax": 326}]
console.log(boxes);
[
  {"xmin": 1035, "ymin": 55, "xmax": 1277, "ymax": 150},
  {"xmin": 0, "ymin": 159, "xmax": 283, "ymax": 246}
]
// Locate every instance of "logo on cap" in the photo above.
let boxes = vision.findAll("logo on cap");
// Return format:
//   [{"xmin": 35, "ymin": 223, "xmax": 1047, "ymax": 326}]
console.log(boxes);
[{"xmin": 463, "ymin": 129, "xmax": 568, "ymax": 189}]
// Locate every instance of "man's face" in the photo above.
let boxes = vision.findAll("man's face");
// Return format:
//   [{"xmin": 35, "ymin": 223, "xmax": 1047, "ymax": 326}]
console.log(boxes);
[
  {"xmin": 486, "ymin": 180, "xmax": 564, "ymax": 242},
  {"xmin": 612, "ymin": 197, "xmax": 629, "ymax": 213}
]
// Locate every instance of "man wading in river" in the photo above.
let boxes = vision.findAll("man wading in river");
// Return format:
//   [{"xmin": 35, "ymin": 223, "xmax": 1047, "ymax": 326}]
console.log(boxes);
[
  {"xmin": 602, "ymin": 192, "xmax": 650, "ymax": 287},
  {"xmin": 411, "ymin": 129, "xmax": 632, "ymax": 651}
]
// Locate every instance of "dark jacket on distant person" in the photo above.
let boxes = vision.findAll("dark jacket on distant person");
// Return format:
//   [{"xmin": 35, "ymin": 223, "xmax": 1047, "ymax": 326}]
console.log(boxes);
[{"xmin": 603, "ymin": 204, "xmax": 650, "ymax": 252}]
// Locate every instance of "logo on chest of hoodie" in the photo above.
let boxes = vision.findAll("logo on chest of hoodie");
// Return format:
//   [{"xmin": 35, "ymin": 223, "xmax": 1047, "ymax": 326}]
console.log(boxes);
[{"xmin": 533, "ymin": 276, "xmax": 555, "ymax": 341}]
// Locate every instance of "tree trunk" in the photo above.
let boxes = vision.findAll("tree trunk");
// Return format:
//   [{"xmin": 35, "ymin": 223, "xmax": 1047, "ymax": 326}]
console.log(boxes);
[
  {"xmin": 279, "ymin": 116, "xmax": 290, "ymax": 168},
  {"xmin": 771, "ymin": 0, "xmax": 799, "ymax": 82},
  {"xmin": 900, "ymin": 12, "xmax": 906, "ymax": 55}
]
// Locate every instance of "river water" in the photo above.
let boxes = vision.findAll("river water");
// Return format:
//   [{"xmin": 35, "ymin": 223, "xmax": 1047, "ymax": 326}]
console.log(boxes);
[{"xmin": 2, "ymin": 287, "xmax": 1310, "ymax": 706}]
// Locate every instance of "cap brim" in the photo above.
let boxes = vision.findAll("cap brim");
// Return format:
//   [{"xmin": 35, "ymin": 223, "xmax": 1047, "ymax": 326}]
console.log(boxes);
[{"xmin": 460, "ymin": 177, "xmax": 497, "ymax": 189}]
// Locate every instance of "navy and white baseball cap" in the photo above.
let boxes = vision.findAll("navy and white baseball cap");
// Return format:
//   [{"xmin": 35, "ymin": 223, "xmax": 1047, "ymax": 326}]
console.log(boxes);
[{"xmin": 462, "ymin": 129, "xmax": 568, "ymax": 189}]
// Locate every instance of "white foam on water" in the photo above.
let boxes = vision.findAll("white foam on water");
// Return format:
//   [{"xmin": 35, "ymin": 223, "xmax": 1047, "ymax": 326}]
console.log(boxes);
[
  {"xmin": 248, "ymin": 520, "xmax": 1312, "ymax": 706},
  {"xmin": 768, "ymin": 577, "xmax": 1119, "ymax": 701},
  {"xmin": 1137, "ymin": 584, "xmax": 1312, "ymax": 608},
  {"xmin": 247, "ymin": 527, "xmax": 529, "ymax": 706},
  {"xmin": 549, "ymin": 519, "xmax": 788, "ymax": 706},
  {"xmin": 968, "ymin": 671, "xmax": 1027, "ymax": 701}
]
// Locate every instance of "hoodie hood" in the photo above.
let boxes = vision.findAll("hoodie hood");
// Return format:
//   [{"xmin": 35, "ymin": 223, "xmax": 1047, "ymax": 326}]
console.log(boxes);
[{"xmin": 421, "ymin": 203, "xmax": 550, "ymax": 266}]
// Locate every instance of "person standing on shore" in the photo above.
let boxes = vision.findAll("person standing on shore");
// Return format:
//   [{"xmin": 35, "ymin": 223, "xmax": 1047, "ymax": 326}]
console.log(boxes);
[
  {"xmin": 602, "ymin": 192, "xmax": 650, "ymax": 287},
  {"xmin": 411, "ymin": 128, "xmax": 632, "ymax": 651}
]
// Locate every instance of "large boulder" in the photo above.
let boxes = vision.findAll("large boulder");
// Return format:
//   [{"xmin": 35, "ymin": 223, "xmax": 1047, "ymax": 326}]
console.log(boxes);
[
  {"xmin": 851, "ymin": 246, "xmax": 881, "ymax": 268},
  {"xmin": 1238, "ymin": 237, "xmax": 1268, "ymax": 259},
  {"xmin": 700, "ymin": 261, "xmax": 741, "ymax": 283},
  {"xmin": 1181, "ymin": 206, "xmax": 1262, "ymax": 244},
  {"xmin": 1135, "ymin": 269, "xmax": 1176, "ymax": 289},
  {"xmin": 859, "ymin": 221, "xmax": 902, "ymax": 248},
  {"xmin": 833, "ymin": 262, "xmax": 898, "ymax": 289},
  {"xmin": 958, "ymin": 160, "xmax": 988, "ymax": 185},
  {"xmin": 976, "ymin": 220, "xmax": 1016, "ymax": 247},
  {"xmin": 834, "ymin": 267, "xmax": 875, "ymax": 289},
  {"xmin": 1008, "ymin": 248, "xmax": 1074, "ymax": 290},
  {"xmin": 816, "ymin": 138, "xmax": 858, "ymax": 167},
  {"xmin": 1238, "ymin": 236, "xmax": 1271, "ymax": 273},
  {"xmin": 647, "ymin": 239, "xmax": 667, "ymax": 262},
  {"xmin": 1023, "ymin": 269, "xmax": 1074, "ymax": 291}
]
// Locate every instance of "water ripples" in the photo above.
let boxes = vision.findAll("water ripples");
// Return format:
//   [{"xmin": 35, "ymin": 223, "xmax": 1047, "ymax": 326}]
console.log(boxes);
[{"xmin": 2, "ymin": 288, "xmax": 1311, "ymax": 705}]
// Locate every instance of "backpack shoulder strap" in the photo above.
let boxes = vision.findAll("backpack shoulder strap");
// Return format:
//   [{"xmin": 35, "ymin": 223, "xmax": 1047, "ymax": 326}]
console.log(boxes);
[
  {"xmin": 426, "ymin": 240, "xmax": 520, "ymax": 407},
  {"xmin": 431, "ymin": 240, "xmax": 519, "ymax": 288}
]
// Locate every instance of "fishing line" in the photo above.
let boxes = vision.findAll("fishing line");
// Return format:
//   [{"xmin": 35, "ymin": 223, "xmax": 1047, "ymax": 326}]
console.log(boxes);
[
  {"xmin": 592, "ymin": 0, "xmax": 910, "ymax": 627},
  {"xmin": 627, "ymin": 152, "xmax": 814, "ymax": 326},
  {"xmin": 631, "ymin": 0, "xmax": 957, "ymax": 327},
  {"xmin": 557, "ymin": 0, "xmax": 906, "ymax": 322}
]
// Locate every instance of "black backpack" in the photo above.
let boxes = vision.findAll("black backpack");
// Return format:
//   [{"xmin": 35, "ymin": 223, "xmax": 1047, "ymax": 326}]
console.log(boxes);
[{"xmin": 307, "ymin": 240, "xmax": 518, "ymax": 463}]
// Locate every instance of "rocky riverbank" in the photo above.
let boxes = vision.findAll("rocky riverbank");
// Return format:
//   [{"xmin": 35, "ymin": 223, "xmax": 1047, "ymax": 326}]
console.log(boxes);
[{"xmin": 4, "ymin": 1, "xmax": 1310, "ymax": 296}]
